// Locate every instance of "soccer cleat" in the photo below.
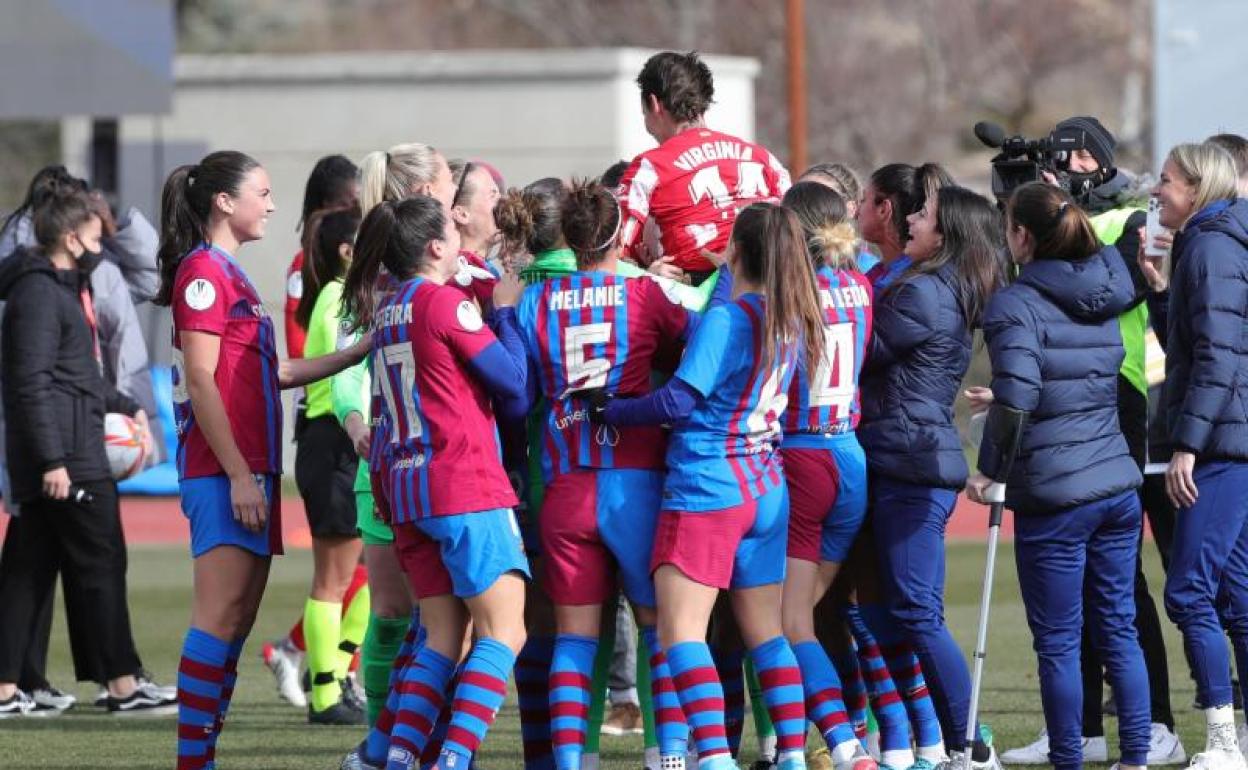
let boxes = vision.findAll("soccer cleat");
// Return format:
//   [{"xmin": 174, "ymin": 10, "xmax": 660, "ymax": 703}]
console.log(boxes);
[
  {"xmin": 93, "ymin": 686, "xmax": 108, "ymax": 707},
  {"xmin": 1187, "ymin": 750, "xmax": 1248, "ymax": 770},
  {"xmin": 308, "ymin": 693, "xmax": 365, "ymax": 726},
  {"xmin": 30, "ymin": 686, "xmax": 76, "ymax": 712},
  {"xmin": 262, "ymin": 639, "xmax": 307, "ymax": 708},
  {"xmin": 602, "ymin": 701, "xmax": 645, "ymax": 735},
  {"xmin": 0, "ymin": 690, "xmax": 35, "ymax": 718},
  {"xmin": 340, "ymin": 742, "xmax": 385, "ymax": 770},
  {"xmin": 836, "ymin": 744, "xmax": 877, "ymax": 770},
  {"xmin": 108, "ymin": 684, "xmax": 178, "ymax": 717}
]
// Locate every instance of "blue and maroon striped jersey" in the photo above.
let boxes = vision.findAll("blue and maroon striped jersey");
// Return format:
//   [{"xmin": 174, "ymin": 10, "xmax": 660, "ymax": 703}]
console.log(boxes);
[{"xmin": 516, "ymin": 271, "xmax": 693, "ymax": 479}]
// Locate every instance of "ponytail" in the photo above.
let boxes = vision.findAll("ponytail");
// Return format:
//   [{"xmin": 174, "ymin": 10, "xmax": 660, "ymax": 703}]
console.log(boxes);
[
  {"xmin": 359, "ymin": 143, "xmax": 443, "ymax": 218},
  {"xmin": 782, "ymin": 180, "xmax": 860, "ymax": 271},
  {"xmin": 494, "ymin": 177, "xmax": 568, "ymax": 257},
  {"xmin": 561, "ymin": 178, "xmax": 621, "ymax": 269},
  {"xmin": 295, "ymin": 205, "xmax": 362, "ymax": 329},
  {"xmin": 155, "ymin": 150, "xmax": 260, "ymax": 306},
  {"xmin": 731, "ymin": 203, "xmax": 825, "ymax": 377},
  {"xmin": 1006, "ymin": 182, "xmax": 1100, "ymax": 262},
  {"xmin": 342, "ymin": 196, "xmax": 447, "ymax": 332}
]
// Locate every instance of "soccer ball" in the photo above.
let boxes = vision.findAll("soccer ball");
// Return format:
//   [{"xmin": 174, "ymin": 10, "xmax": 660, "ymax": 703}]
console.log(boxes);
[{"xmin": 104, "ymin": 413, "xmax": 148, "ymax": 480}]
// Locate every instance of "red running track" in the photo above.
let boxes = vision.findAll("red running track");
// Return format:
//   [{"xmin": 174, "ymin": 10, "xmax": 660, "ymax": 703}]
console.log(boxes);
[{"xmin": 0, "ymin": 494, "xmax": 1008, "ymax": 547}]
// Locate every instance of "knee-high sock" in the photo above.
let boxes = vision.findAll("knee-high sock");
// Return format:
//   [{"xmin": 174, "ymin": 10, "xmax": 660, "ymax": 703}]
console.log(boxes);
[
  {"xmin": 438, "ymin": 638, "xmax": 516, "ymax": 767},
  {"xmin": 367, "ymin": 608, "xmax": 424, "ymax": 765},
  {"xmin": 305, "ymin": 597, "xmax": 344, "ymax": 712},
  {"xmin": 205, "ymin": 637, "xmax": 245, "ymax": 763},
  {"xmin": 746, "ymin": 660, "xmax": 778, "ymax": 759},
  {"xmin": 668, "ymin": 641, "xmax": 731, "ymax": 761},
  {"xmin": 550, "ymin": 634, "xmax": 598, "ymax": 770},
  {"xmin": 176, "ymin": 628, "xmax": 229, "ymax": 770},
  {"xmin": 420, "ymin": 668, "xmax": 460, "ymax": 769},
  {"xmin": 859, "ymin": 604, "xmax": 944, "ymax": 756},
  {"xmin": 749, "ymin": 637, "xmax": 806, "ymax": 760},
  {"xmin": 794, "ymin": 641, "xmax": 859, "ymax": 758},
  {"xmin": 641, "ymin": 625, "xmax": 688, "ymax": 760},
  {"xmin": 712, "ymin": 644, "xmax": 747, "ymax": 757},
  {"xmin": 832, "ymin": 640, "xmax": 870, "ymax": 740},
  {"xmin": 845, "ymin": 604, "xmax": 914, "ymax": 769},
  {"xmin": 336, "ymin": 582, "xmax": 372, "ymax": 681},
  {"xmin": 385, "ymin": 646, "xmax": 454, "ymax": 770},
  {"xmin": 517, "ymin": 636, "xmax": 556, "ymax": 770},
  {"xmin": 363, "ymin": 615, "xmax": 410, "ymax": 727},
  {"xmin": 584, "ymin": 613, "xmax": 615, "ymax": 759}
]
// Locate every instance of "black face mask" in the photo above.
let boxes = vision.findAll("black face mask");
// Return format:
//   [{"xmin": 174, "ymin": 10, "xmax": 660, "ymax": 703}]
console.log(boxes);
[{"xmin": 1066, "ymin": 169, "xmax": 1108, "ymax": 204}]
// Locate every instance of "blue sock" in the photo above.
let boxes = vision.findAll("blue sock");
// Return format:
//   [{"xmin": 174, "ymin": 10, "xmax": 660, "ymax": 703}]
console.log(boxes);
[
  {"xmin": 437, "ymin": 638, "xmax": 515, "ymax": 767},
  {"xmin": 668, "ymin": 641, "xmax": 732, "ymax": 762},
  {"xmin": 845, "ymin": 604, "xmax": 913, "ymax": 758},
  {"xmin": 711, "ymin": 644, "xmax": 746, "ymax": 757},
  {"xmin": 749, "ymin": 637, "xmax": 806, "ymax": 759},
  {"xmin": 549, "ymin": 634, "xmax": 597, "ymax": 770},
  {"xmin": 794, "ymin": 640, "xmax": 859, "ymax": 752},
  {"xmin": 205, "ymin": 637, "xmax": 246, "ymax": 760},
  {"xmin": 641, "ymin": 626, "xmax": 688, "ymax": 760},
  {"xmin": 385, "ymin": 646, "xmax": 455, "ymax": 770},
  {"xmin": 176, "ymin": 627, "xmax": 230, "ymax": 770},
  {"xmin": 860, "ymin": 604, "xmax": 944, "ymax": 752},
  {"xmin": 832, "ymin": 641, "xmax": 870, "ymax": 740}
]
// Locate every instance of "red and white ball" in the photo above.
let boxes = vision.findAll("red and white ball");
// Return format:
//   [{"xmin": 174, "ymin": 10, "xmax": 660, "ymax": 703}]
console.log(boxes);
[{"xmin": 105, "ymin": 413, "xmax": 148, "ymax": 480}]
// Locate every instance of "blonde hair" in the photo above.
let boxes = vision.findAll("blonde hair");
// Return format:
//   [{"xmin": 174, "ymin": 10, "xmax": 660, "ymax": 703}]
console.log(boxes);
[
  {"xmin": 801, "ymin": 162, "xmax": 862, "ymax": 204},
  {"xmin": 358, "ymin": 142, "xmax": 441, "ymax": 217},
  {"xmin": 1168, "ymin": 142, "xmax": 1239, "ymax": 227}
]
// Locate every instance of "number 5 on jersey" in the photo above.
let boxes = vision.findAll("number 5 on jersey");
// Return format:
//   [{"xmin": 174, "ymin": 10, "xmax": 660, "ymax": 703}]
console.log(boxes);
[
  {"xmin": 373, "ymin": 343, "xmax": 422, "ymax": 443},
  {"xmin": 562, "ymin": 322, "xmax": 613, "ymax": 398}
]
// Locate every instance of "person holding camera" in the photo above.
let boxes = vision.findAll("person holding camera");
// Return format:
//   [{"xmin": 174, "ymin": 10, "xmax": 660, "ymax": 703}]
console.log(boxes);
[
  {"xmin": 0, "ymin": 186, "xmax": 170, "ymax": 717},
  {"xmin": 999, "ymin": 116, "xmax": 1187, "ymax": 767}
]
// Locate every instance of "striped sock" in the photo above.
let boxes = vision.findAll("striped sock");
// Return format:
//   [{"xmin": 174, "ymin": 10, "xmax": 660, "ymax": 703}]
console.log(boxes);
[
  {"xmin": 205, "ymin": 637, "xmax": 245, "ymax": 763},
  {"xmin": 845, "ymin": 604, "xmax": 913, "ymax": 768},
  {"xmin": 385, "ymin": 645, "xmax": 455, "ymax": 770},
  {"xmin": 176, "ymin": 627, "xmax": 229, "ymax": 770},
  {"xmin": 749, "ymin": 637, "xmax": 806, "ymax": 759},
  {"xmin": 516, "ymin": 636, "xmax": 556, "ymax": 770},
  {"xmin": 831, "ymin": 642, "xmax": 870, "ymax": 740},
  {"xmin": 438, "ymin": 637, "xmax": 515, "ymax": 767},
  {"xmin": 793, "ymin": 641, "xmax": 858, "ymax": 755},
  {"xmin": 420, "ymin": 668, "xmax": 460, "ymax": 769},
  {"xmin": 549, "ymin": 634, "xmax": 597, "ymax": 770},
  {"xmin": 641, "ymin": 626, "xmax": 689, "ymax": 761},
  {"xmin": 368, "ymin": 609, "xmax": 424, "ymax": 765},
  {"xmin": 712, "ymin": 645, "xmax": 746, "ymax": 757},
  {"xmin": 747, "ymin": 661, "xmax": 778, "ymax": 760},
  {"xmin": 667, "ymin": 641, "xmax": 731, "ymax": 762},
  {"xmin": 858, "ymin": 604, "xmax": 944, "ymax": 755}
]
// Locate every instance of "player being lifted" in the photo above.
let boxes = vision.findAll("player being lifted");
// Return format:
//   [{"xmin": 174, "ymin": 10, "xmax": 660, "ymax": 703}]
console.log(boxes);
[{"xmin": 616, "ymin": 51, "xmax": 791, "ymax": 285}]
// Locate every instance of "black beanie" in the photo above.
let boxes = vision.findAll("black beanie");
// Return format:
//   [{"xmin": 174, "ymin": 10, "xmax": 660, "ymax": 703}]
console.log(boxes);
[{"xmin": 1054, "ymin": 116, "xmax": 1116, "ymax": 170}]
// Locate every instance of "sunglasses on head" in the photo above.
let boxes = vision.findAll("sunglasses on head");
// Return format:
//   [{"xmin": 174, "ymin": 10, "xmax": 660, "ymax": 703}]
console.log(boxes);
[{"xmin": 452, "ymin": 161, "xmax": 475, "ymax": 209}]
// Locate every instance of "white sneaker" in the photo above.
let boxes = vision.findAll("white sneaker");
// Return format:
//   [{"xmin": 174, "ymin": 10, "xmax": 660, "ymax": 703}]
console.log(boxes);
[
  {"xmin": 261, "ymin": 639, "xmax": 307, "ymax": 708},
  {"xmin": 30, "ymin": 686, "xmax": 76, "ymax": 712},
  {"xmin": 998, "ymin": 730, "xmax": 1107, "ymax": 765},
  {"xmin": 1188, "ymin": 748, "xmax": 1248, "ymax": 770},
  {"xmin": 0, "ymin": 689, "xmax": 35, "ymax": 718},
  {"xmin": 1148, "ymin": 722, "xmax": 1187, "ymax": 765}
]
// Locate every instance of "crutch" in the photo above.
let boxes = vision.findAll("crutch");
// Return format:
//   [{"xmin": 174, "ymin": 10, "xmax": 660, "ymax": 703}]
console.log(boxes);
[{"xmin": 964, "ymin": 405, "xmax": 1027, "ymax": 770}]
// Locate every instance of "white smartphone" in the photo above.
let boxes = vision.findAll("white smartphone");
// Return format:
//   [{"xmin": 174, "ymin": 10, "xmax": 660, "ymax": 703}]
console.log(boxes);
[{"xmin": 1145, "ymin": 195, "xmax": 1169, "ymax": 258}]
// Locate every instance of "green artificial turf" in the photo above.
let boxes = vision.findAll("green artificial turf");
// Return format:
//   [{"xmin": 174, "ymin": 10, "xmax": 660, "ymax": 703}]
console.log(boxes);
[{"xmin": 0, "ymin": 541, "xmax": 1204, "ymax": 769}]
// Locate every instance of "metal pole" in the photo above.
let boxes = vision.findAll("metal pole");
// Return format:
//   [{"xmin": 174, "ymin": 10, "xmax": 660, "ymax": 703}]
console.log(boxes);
[
  {"xmin": 964, "ymin": 485, "xmax": 1006, "ymax": 770},
  {"xmin": 786, "ymin": 0, "xmax": 807, "ymax": 173}
]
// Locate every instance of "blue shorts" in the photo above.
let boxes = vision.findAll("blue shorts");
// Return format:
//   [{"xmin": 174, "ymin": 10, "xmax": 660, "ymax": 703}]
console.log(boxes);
[
  {"xmin": 393, "ymin": 508, "xmax": 531, "ymax": 600},
  {"xmin": 653, "ymin": 482, "xmax": 789, "ymax": 590},
  {"xmin": 783, "ymin": 434, "xmax": 868, "ymax": 563},
  {"xmin": 540, "ymin": 468, "xmax": 663, "ymax": 608},
  {"xmin": 180, "ymin": 473, "xmax": 282, "ymax": 558}
]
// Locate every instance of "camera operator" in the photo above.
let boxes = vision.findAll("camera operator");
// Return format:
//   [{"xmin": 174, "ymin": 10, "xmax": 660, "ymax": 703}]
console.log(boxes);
[{"xmin": 1001, "ymin": 117, "xmax": 1186, "ymax": 766}]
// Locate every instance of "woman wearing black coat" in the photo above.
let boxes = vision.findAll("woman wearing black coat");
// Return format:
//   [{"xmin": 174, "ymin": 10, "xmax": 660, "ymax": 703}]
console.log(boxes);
[{"xmin": 966, "ymin": 182, "xmax": 1149, "ymax": 770}]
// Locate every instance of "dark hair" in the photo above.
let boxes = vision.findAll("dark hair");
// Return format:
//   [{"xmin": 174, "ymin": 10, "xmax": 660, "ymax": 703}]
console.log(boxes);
[
  {"xmin": 868, "ymin": 162, "xmax": 953, "ymax": 242},
  {"xmin": 155, "ymin": 150, "xmax": 261, "ymax": 306},
  {"xmin": 32, "ymin": 187, "xmax": 95, "ymax": 251},
  {"xmin": 903, "ymin": 186, "xmax": 1005, "ymax": 328},
  {"xmin": 494, "ymin": 177, "xmax": 569, "ymax": 256},
  {"xmin": 1208, "ymin": 133, "xmax": 1248, "ymax": 178},
  {"xmin": 782, "ymin": 181, "xmax": 860, "ymax": 271},
  {"xmin": 295, "ymin": 205, "xmax": 362, "ymax": 329},
  {"xmin": 600, "ymin": 160, "xmax": 631, "ymax": 190},
  {"xmin": 730, "ymin": 203, "xmax": 825, "ymax": 377},
  {"xmin": 1006, "ymin": 183, "xmax": 1100, "ymax": 263},
  {"xmin": 341, "ymin": 196, "xmax": 447, "ymax": 332},
  {"xmin": 561, "ymin": 179, "xmax": 621, "ymax": 270},
  {"xmin": 2, "ymin": 165, "xmax": 88, "ymax": 237},
  {"xmin": 636, "ymin": 51, "xmax": 714, "ymax": 123},
  {"xmin": 300, "ymin": 154, "xmax": 358, "ymax": 231}
]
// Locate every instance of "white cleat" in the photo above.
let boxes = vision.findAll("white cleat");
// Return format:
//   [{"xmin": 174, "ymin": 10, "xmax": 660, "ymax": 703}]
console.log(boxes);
[{"xmin": 261, "ymin": 639, "xmax": 307, "ymax": 708}]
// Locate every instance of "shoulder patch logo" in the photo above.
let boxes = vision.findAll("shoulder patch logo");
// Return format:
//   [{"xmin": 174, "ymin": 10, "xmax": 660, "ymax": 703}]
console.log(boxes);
[
  {"xmin": 456, "ymin": 300, "xmax": 484, "ymax": 332},
  {"xmin": 286, "ymin": 271, "xmax": 303, "ymax": 300},
  {"xmin": 185, "ymin": 278, "xmax": 217, "ymax": 311}
]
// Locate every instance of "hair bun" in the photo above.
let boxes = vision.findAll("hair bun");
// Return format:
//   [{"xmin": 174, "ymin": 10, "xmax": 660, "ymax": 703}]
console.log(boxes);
[{"xmin": 811, "ymin": 220, "xmax": 859, "ymax": 268}]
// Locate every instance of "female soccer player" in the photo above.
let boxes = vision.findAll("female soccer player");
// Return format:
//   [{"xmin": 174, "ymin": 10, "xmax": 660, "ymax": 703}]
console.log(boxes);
[
  {"xmin": 776, "ymin": 181, "xmax": 876, "ymax": 770},
  {"xmin": 339, "ymin": 195, "xmax": 529, "ymax": 770},
  {"xmin": 514, "ymin": 180, "xmax": 706, "ymax": 770},
  {"xmin": 1152, "ymin": 142, "xmax": 1248, "ymax": 770},
  {"xmin": 859, "ymin": 184, "xmax": 1005, "ymax": 770},
  {"xmin": 965, "ymin": 182, "xmax": 1149, "ymax": 770},
  {"xmin": 597, "ymin": 202, "xmax": 824, "ymax": 770},
  {"xmin": 157, "ymin": 150, "xmax": 368, "ymax": 770}
]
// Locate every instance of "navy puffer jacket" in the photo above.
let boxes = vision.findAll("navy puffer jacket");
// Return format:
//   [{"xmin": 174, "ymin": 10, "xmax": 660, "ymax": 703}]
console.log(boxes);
[
  {"xmin": 978, "ymin": 246, "xmax": 1142, "ymax": 514},
  {"xmin": 1164, "ymin": 198, "xmax": 1248, "ymax": 461},
  {"xmin": 860, "ymin": 262, "xmax": 971, "ymax": 489}
]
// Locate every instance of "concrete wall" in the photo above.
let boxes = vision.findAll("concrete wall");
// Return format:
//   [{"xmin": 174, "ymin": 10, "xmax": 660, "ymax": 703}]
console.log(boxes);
[{"xmin": 62, "ymin": 48, "xmax": 760, "ymax": 469}]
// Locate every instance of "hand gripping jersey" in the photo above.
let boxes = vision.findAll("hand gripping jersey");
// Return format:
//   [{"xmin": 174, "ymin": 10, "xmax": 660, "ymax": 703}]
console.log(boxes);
[
  {"xmin": 665, "ymin": 293, "xmax": 796, "ymax": 510},
  {"xmin": 783, "ymin": 267, "xmax": 873, "ymax": 442},
  {"xmin": 370, "ymin": 277, "xmax": 518, "ymax": 522},
  {"xmin": 517, "ymin": 271, "xmax": 693, "ymax": 478},
  {"xmin": 171, "ymin": 245, "xmax": 282, "ymax": 479},
  {"xmin": 617, "ymin": 127, "xmax": 791, "ymax": 273}
]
